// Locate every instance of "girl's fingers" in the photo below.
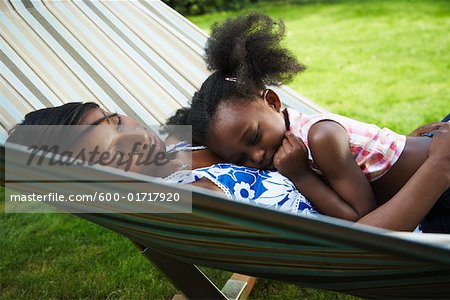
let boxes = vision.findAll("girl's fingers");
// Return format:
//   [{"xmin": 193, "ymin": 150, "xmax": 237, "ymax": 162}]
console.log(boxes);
[
  {"xmin": 423, "ymin": 122, "xmax": 447, "ymax": 132},
  {"xmin": 284, "ymin": 131, "xmax": 297, "ymax": 146},
  {"xmin": 285, "ymin": 131, "xmax": 307, "ymax": 151},
  {"xmin": 434, "ymin": 122, "xmax": 450, "ymax": 134},
  {"xmin": 409, "ymin": 122, "xmax": 448, "ymax": 136},
  {"xmin": 282, "ymin": 137, "xmax": 291, "ymax": 151}
]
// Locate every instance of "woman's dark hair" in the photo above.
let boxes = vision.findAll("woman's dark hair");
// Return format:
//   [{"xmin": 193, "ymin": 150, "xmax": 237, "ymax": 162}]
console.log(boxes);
[
  {"xmin": 167, "ymin": 13, "xmax": 306, "ymax": 145},
  {"xmin": 7, "ymin": 102, "xmax": 99, "ymax": 147}
]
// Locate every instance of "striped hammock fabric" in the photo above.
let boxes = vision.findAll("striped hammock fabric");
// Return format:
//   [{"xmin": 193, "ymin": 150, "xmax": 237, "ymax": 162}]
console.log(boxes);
[
  {"xmin": 0, "ymin": 0, "xmax": 322, "ymax": 141},
  {"xmin": 4, "ymin": 142, "xmax": 450, "ymax": 298},
  {"xmin": 1, "ymin": 1, "xmax": 450, "ymax": 299}
]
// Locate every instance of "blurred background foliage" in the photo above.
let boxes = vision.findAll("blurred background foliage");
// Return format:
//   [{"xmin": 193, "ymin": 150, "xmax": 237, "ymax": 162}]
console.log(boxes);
[{"xmin": 162, "ymin": 0, "xmax": 327, "ymax": 16}]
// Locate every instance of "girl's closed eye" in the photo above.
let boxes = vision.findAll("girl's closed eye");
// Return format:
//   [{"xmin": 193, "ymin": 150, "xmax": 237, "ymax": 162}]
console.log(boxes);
[{"xmin": 251, "ymin": 125, "xmax": 260, "ymax": 145}]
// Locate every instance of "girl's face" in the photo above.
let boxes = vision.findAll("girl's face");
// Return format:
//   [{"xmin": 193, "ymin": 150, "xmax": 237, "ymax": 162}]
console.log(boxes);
[{"xmin": 206, "ymin": 91, "xmax": 287, "ymax": 169}]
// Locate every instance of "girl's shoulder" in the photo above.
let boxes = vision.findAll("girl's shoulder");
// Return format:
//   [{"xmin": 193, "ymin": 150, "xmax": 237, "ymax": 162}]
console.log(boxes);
[{"xmin": 286, "ymin": 107, "xmax": 402, "ymax": 141}]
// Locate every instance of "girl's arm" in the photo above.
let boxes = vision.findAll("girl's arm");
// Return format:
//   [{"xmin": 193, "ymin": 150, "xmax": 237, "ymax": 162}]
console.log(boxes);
[
  {"xmin": 308, "ymin": 121, "xmax": 378, "ymax": 217},
  {"xmin": 357, "ymin": 123, "xmax": 450, "ymax": 230},
  {"xmin": 289, "ymin": 170, "xmax": 371, "ymax": 221},
  {"xmin": 274, "ymin": 129, "xmax": 376, "ymax": 221}
]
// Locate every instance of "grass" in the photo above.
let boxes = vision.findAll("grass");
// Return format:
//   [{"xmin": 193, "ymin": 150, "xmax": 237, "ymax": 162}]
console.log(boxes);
[
  {"xmin": 189, "ymin": 0, "xmax": 450, "ymax": 134},
  {"xmin": 2, "ymin": 0, "xmax": 449, "ymax": 299}
]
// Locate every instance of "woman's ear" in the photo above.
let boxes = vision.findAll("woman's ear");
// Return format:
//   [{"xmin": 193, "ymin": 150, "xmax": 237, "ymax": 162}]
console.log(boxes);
[{"xmin": 263, "ymin": 89, "xmax": 282, "ymax": 112}]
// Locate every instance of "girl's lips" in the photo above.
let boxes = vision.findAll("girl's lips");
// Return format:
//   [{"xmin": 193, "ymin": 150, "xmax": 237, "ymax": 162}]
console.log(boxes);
[{"xmin": 263, "ymin": 152, "xmax": 275, "ymax": 169}]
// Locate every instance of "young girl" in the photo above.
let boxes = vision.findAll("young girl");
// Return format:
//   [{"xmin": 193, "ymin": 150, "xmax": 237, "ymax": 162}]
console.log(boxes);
[{"xmin": 169, "ymin": 13, "xmax": 449, "ymax": 231}]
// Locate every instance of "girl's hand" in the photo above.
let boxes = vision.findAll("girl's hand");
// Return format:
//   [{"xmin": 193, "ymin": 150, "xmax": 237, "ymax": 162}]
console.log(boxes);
[
  {"xmin": 273, "ymin": 131, "xmax": 309, "ymax": 180},
  {"xmin": 408, "ymin": 121, "xmax": 447, "ymax": 137}
]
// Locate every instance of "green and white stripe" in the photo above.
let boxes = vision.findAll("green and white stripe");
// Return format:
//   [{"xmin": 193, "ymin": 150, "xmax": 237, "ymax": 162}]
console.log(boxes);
[{"xmin": 0, "ymin": 0, "xmax": 321, "ymax": 140}]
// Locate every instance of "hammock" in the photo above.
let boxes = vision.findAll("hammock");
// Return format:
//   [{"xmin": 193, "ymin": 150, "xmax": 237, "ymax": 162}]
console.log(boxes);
[{"xmin": 2, "ymin": 1, "xmax": 449, "ymax": 299}]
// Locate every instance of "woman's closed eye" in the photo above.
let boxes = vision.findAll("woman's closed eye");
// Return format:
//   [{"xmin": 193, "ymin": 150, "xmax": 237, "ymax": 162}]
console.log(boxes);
[
  {"xmin": 114, "ymin": 114, "xmax": 123, "ymax": 132},
  {"xmin": 103, "ymin": 112, "xmax": 123, "ymax": 131},
  {"xmin": 108, "ymin": 114, "xmax": 125, "ymax": 155}
]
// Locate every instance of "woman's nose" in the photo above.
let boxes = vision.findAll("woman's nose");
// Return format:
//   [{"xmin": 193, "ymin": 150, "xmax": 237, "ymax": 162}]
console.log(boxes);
[{"xmin": 120, "ymin": 126, "xmax": 150, "ymax": 148}]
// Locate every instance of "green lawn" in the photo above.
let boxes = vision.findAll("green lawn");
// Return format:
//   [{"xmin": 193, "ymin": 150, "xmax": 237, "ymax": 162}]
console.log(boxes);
[
  {"xmin": 190, "ymin": 0, "xmax": 450, "ymax": 134},
  {"xmin": 2, "ymin": 0, "xmax": 449, "ymax": 299}
]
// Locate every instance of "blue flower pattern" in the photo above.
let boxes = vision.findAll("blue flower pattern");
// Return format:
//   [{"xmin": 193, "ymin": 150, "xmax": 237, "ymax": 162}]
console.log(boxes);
[
  {"xmin": 163, "ymin": 163, "xmax": 422, "ymax": 232},
  {"xmin": 165, "ymin": 163, "xmax": 319, "ymax": 218}
]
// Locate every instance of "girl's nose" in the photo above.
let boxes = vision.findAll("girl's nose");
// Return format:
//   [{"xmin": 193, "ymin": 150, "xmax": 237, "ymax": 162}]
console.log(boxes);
[{"xmin": 249, "ymin": 148, "xmax": 265, "ymax": 166}]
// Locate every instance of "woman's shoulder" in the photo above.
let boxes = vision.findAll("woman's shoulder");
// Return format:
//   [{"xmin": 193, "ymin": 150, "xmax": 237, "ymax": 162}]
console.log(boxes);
[{"xmin": 164, "ymin": 163, "xmax": 319, "ymax": 217}]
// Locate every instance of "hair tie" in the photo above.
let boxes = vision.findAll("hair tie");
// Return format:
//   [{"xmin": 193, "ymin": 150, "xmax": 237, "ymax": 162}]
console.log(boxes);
[{"xmin": 225, "ymin": 77, "xmax": 237, "ymax": 82}]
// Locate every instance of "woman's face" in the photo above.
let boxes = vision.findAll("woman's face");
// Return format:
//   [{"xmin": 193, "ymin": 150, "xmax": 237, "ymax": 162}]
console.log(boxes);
[{"xmin": 72, "ymin": 107, "xmax": 170, "ymax": 177}]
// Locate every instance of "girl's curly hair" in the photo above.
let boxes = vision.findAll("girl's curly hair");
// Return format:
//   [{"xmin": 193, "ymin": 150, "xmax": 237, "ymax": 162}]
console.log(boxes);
[{"xmin": 167, "ymin": 13, "xmax": 306, "ymax": 145}]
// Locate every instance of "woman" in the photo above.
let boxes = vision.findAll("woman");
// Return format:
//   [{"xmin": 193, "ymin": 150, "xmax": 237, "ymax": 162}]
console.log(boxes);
[{"xmin": 7, "ymin": 102, "xmax": 450, "ymax": 232}]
